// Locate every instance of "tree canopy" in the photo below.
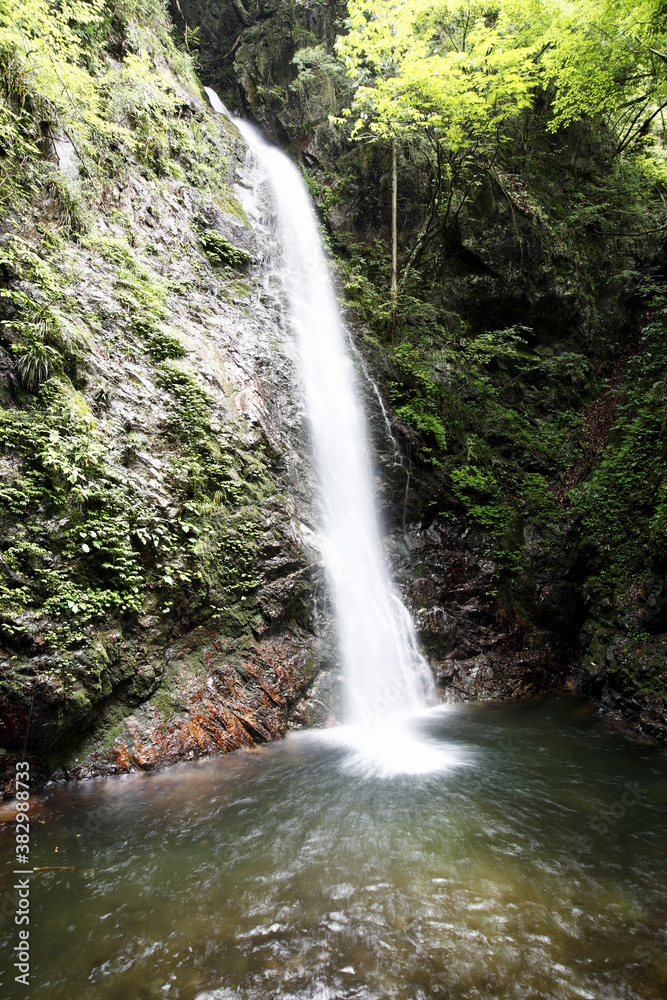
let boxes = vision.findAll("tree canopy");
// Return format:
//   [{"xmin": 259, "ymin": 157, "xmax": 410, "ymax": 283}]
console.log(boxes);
[{"xmin": 336, "ymin": 0, "xmax": 667, "ymax": 155}]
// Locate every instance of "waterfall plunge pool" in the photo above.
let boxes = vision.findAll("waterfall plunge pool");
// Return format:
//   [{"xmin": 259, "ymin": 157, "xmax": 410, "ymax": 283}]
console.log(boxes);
[{"xmin": 1, "ymin": 694, "xmax": 666, "ymax": 1000}]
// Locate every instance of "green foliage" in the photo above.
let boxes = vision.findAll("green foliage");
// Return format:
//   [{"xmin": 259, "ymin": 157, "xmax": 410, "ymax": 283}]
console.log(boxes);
[
  {"xmin": 541, "ymin": 0, "xmax": 667, "ymax": 152},
  {"xmin": 191, "ymin": 501, "xmax": 263, "ymax": 613},
  {"xmin": 338, "ymin": 0, "xmax": 667, "ymax": 154},
  {"xmin": 572, "ymin": 288, "xmax": 667, "ymax": 598},
  {"xmin": 115, "ymin": 260, "xmax": 167, "ymax": 337},
  {"xmin": 516, "ymin": 472, "xmax": 560, "ymax": 529},
  {"xmin": 47, "ymin": 170, "xmax": 91, "ymax": 234},
  {"xmin": 0, "ymin": 0, "xmax": 290, "ymax": 760},
  {"xmin": 107, "ymin": 48, "xmax": 183, "ymax": 174},
  {"xmin": 334, "ymin": 0, "xmax": 667, "ymax": 304},
  {"xmin": 0, "ymin": 218, "xmax": 271, "ymax": 651},
  {"xmin": 0, "ymin": 235, "xmax": 86, "ymax": 386},
  {"xmin": 155, "ymin": 360, "xmax": 212, "ymax": 437},
  {"xmin": 336, "ymin": 239, "xmax": 394, "ymax": 330},
  {"xmin": 338, "ymin": 1, "xmax": 537, "ymax": 149},
  {"xmin": 147, "ymin": 327, "xmax": 187, "ymax": 360},
  {"xmin": 291, "ymin": 44, "xmax": 353, "ymax": 126},
  {"xmin": 0, "ymin": 386, "xmax": 146, "ymax": 642},
  {"xmin": 342, "ymin": 242, "xmax": 586, "ymax": 476},
  {"xmin": 0, "ymin": 0, "xmax": 116, "ymax": 156},
  {"xmin": 302, "ymin": 170, "xmax": 345, "ymax": 219},
  {"xmin": 0, "ymin": 365, "xmax": 270, "ymax": 647},
  {"xmin": 12, "ymin": 340, "xmax": 62, "ymax": 389},
  {"xmin": 0, "ymin": 0, "xmax": 218, "ymax": 210},
  {"xmin": 82, "ymin": 234, "xmax": 135, "ymax": 269},
  {"xmin": 197, "ymin": 228, "xmax": 252, "ymax": 271},
  {"xmin": 450, "ymin": 464, "xmax": 513, "ymax": 537},
  {"xmin": 388, "ymin": 343, "xmax": 447, "ymax": 460},
  {"xmin": 339, "ymin": 248, "xmax": 579, "ymax": 547}
]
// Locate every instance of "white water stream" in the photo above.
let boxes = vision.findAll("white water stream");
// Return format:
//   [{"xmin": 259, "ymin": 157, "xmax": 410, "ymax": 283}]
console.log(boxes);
[{"xmin": 205, "ymin": 92, "xmax": 452, "ymax": 772}]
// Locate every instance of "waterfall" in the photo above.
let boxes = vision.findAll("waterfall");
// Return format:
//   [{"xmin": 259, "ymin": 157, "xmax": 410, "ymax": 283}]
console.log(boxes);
[{"xmin": 205, "ymin": 90, "xmax": 436, "ymax": 733}]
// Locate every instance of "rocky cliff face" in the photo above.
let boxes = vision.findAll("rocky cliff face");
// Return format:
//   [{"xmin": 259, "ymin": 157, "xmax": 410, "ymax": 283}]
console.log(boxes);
[{"xmin": 0, "ymin": 5, "xmax": 340, "ymax": 789}]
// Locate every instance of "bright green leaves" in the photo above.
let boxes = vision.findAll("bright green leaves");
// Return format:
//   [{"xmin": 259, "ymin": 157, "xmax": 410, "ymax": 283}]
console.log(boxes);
[
  {"xmin": 197, "ymin": 228, "xmax": 253, "ymax": 271},
  {"xmin": 107, "ymin": 49, "xmax": 181, "ymax": 171},
  {"xmin": 115, "ymin": 260, "xmax": 168, "ymax": 336},
  {"xmin": 0, "ymin": 0, "xmax": 207, "ymax": 204},
  {"xmin": 12, "ymin": 341, "xmax": 62, "ymax": 390},
  {"xmin": 541, "ymin": 0, "xmax": 667, "ymax": 150},
  {"xmin": 147, "ymin": 328, "xmax": 187, "ymax": 361},
  {"xmin": 0, "ymin": 236, "xmax": 85, "ymax": 391},
  {"xmin": 450, "ymin": 463, "xmax": 513, "ymax": 537},
  {"xmin": 338, "ymin": 0, "xmax": 667, "ymax": 153},
  {"xmin": 0, "ymin": 0, "xmax": 119, "ymax": 152},
  {"xmin": 155, "ymin": 359, "xmax": 213, "ymax": 443},
  {"xmin": 338, "ymin": 0, "xmax": 538, "ymax": 149},
  {"xmin": 388, "ymin": 342, "xmax": 448, "ymax": 460}
]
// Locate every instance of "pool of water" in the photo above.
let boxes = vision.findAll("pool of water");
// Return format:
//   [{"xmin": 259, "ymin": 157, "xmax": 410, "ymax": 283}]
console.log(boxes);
[{"xmin": 1, "ymin": 695, "xmax": 666, "ymax": 1000}]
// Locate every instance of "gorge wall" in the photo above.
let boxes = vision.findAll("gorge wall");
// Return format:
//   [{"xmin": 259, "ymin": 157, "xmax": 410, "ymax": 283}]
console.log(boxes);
[
  {"xmin": 173, "ymin": 0, "xmax": 667, "ymax": 739},
  {"xmin": 0, "ymin": 0, "xmax": 665, "ymax": 794},
  {"xmin": 0, "ymin": 1, "xmax": 342, "ymax": 790}
]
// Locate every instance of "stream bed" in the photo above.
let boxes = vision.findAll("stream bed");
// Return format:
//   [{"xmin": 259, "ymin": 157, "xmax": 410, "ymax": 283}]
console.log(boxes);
[{"xmin": 1, "ymin": 694, "xmax": 666, "ymax": 1000}]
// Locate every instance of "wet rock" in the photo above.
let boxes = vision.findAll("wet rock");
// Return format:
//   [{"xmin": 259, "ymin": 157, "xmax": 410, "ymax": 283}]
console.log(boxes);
[
  {"xmin": 0, "ymin": 88, "xmax": 335, "ymax": 791},
  {"xmin": 388, "ymin": 514, "xmax": 571, "ymax": 705},
  {"xmin": 66, "ymin": 628, "xmax": 324, "ymax": 776},
  {"xmin": 289, "ymin": 660, "xmax": 344, "ymax": 730}
]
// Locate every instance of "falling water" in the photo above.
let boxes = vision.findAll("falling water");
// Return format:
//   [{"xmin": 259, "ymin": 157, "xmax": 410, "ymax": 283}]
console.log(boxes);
[{"xmin": 206, "ymin": 91, "xmax": 438, "ymax": 754}]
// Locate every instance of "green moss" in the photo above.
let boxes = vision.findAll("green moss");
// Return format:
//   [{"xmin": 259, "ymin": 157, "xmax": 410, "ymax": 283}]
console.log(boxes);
[
  {"xmin": 115, "ymin": 262, "xmax": 168, "ymax": 336},
  {"xmin": 147, "ymin": 327, "xmax": 187, "ymax": 360},
  {"xmin": 197, "ymin": 228, "xmax": 252, "ymax": 271},
  {"xmin": 0, "ymin": 368, "xmax": 204, "ymax": 647},
  {"xmin": 151, "ymin": 686, "xmax": 178, "ymax": 722},
  {"xmin": 0, "ymin": 0, "xmax": 213, "ymax": 206},
  {"xmin": 154, "ymin": 360, "xmax": 212, "ymax": 437},
  {"xmin": 99, "ymin": 719, "xmax": 128, "ymax": 753},
  {"xmin": 213, "ymin": 188, "xmax": 250, "ymax": 225},
  {"xmin": 595, "ymin": 629, "xmax": 667, "ymax": 703},
  {"xmin": 82, "ymin": 234, "xmax": 135, "ymax": 269}
]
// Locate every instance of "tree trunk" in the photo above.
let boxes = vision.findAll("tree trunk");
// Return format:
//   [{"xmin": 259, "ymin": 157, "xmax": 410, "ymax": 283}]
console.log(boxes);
[
  {"xmin": 230, "ymin": 0, "xmax": 253, "ymax": 27},
  {"xmin": 391, "ymin": 138, "xmax": 398, "ymax": 342}
]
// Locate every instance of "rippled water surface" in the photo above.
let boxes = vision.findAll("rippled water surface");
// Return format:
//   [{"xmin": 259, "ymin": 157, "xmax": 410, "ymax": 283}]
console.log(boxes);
[{"xmin": 1, "ymin": 695, "xmax": 666, "ymax": 1000}]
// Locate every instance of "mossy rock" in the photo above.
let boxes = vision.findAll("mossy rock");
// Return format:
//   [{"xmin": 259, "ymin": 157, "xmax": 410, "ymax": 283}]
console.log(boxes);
[{"xmin": 198, "ymin": 228, "xmax": 252, "ymax": 271}]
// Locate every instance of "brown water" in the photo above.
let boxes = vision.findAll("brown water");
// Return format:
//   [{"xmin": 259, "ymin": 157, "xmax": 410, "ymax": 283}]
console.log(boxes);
[{"xmin": 1, "ymin": 695, "xmax": 666, "ymax": 1000}]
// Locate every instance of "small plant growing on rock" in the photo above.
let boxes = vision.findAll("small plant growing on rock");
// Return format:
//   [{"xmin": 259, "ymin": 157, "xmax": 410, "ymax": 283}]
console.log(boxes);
[
  {"xmin": 148, "ymin": 328, "xmax": 187, "ymax": 361},
  {"xmin": 197, "ymin": 227, "xmax": 252, "ymax": 271},
  {"xmin": 12, "ymin": 339, "xmax": 62, "ymax": 390}
]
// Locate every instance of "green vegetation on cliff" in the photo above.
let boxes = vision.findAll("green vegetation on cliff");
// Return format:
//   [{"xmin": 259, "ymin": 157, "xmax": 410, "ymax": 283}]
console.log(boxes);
[
  {"xmin": 574, "ymin": 281, "xmax": 667, "ymax": 707},
  {"xmin": 0, "ymin": 0, "xmax": 317, "ymax": 780},
  {"xmin": 199, "ymin": 0, "xmax": 667, "ymax": 731},
  {"xmin": 331, "ymin": 2, "xmax": 667, "ymax": 729},
  {"xmin": 1, "ymin": 0, "xmax": 666, "ymax": 780}
]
